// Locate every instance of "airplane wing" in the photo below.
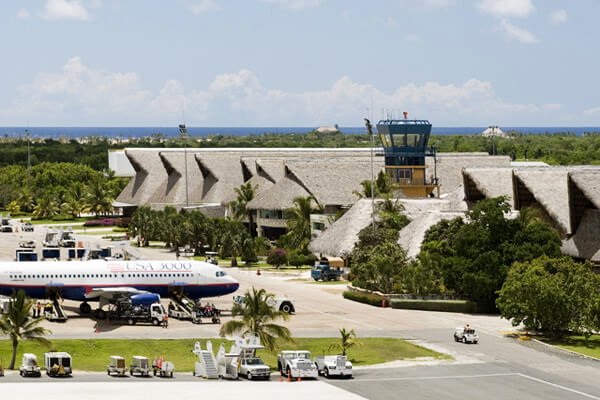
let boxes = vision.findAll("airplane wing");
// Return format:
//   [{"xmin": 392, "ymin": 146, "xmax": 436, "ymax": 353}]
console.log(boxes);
[{"xmin": 85, "ymin": 287, "xmax": 150, "ymax": 300}]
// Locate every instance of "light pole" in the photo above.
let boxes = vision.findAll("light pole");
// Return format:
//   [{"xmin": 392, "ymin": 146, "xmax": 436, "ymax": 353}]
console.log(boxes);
[
  {"xmin": 25, "ymin": 129, "xmax": 31, "ymax": 188},
  {"xmin": 179, "ymin": 123, "xmax": 189, "ymax": 208},
  {"xmin": 364, "ymin": 118, "xmax": 375, "ymax": 234}
]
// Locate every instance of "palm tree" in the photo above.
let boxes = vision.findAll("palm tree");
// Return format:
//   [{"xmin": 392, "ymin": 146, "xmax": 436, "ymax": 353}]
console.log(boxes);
[
  {"xmin": 85, "ymin": 179, "xmax": 113, "ymax": 216},
  {"xmin": 328, "ymin": 328, "xmax": 361, "ymax": 356},
  {"xmin": 229, "ymin": 182, "xmax": 258, "ymax": 236},
  {"xmin": 0, "ymin": 290, "xmax": 51, "ymax": 369},
  {"xmin": 129, "ymin": 206, "xmax": 155, "ymax": 247},
  {"xmin": 219, "ymin": 219, "xmax": 247, "ymax": 267},
  {"xmin": 283, "ymin": 196, "xmax": 319, "ymax": 252},
  {"xmin": 32, "ymin": 195, "xmax": 59, "ymax": 219},
  {"xmin": 17, "ymin": 188, "xmax": 34, "ymax": 213},
  {"xmin": 219, "ymin": 287, "xmax": 292, "ymax": 352}
]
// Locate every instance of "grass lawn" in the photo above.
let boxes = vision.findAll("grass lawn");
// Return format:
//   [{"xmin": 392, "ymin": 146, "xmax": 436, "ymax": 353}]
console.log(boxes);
[
  {"xmin": 542, "ymin": 334, "xmax": 600, "ymax": 359},
  {"xmin": 310, "ymin": 280, "xmax": 349, "ymax": 285},
  {"xmin": 0, "ymin": 338, "xmax": 449, "ymax": 372},
  {"xmin": 30, "ymin": 217, "xmax": 97, "ymax": 225}
]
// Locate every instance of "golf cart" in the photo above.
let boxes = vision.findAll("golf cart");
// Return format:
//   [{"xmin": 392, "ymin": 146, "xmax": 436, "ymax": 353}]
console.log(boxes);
[
  {"xmin": 20, "ymin": 353, "xmax": 41, "ymax": 377},
  {"xmin": 205, "ymin": 252, "xmax": 218, "ymax": 265}
]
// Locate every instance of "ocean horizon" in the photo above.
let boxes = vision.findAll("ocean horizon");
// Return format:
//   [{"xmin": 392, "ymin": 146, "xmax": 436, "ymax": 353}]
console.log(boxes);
[{"xmin": 1, "ymin": 126, "xmax": 600, "ymax": 138}]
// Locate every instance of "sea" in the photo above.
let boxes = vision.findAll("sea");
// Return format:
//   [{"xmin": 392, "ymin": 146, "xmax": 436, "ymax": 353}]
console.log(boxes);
[{"xmin": 1, "ymin": 126, "xmax": 600, "ymax": 138}]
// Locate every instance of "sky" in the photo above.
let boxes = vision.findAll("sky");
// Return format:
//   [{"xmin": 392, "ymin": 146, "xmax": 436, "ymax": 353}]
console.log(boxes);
[{"xmin": 0, "ymin": 0, "xmax": 599, "ymax": 127}]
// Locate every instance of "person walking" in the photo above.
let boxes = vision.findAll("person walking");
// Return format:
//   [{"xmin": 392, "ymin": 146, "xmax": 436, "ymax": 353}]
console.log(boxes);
[
  {"xmin": 162, "ymin": 312, "xmax": 169, "ymax": 328},
  {"xmin": 36, "ymin": 302, "xmax": 42, "ymax": 318}
]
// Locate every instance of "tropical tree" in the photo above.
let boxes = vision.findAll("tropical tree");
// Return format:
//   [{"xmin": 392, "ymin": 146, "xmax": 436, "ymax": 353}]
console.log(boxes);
[
  {"xmin": 85, "ymin": 179, "xmax": 113, "ymax": 216},
  {"xmin": 17, "ymin": 188, "xmax": 34, "ymax": 213},
  {"xmin": 185, "ymin": 210, "xmax": 210, "ymax": 255},
  {"xmin": 6, "ymin": 200, "xmax": 20, "ymax": 215},
  {"xmin": 129, "ymin": 206, "xmax": 155, "ymax": 247},
  {"xmin": 0, "ymin": 290, "xmax": 51, "ymax": 369},
  {"xmin": 61, "ymin": 182, "xmax": 86, "ymax": 218},
  {"xmin": 328, "ymin": 328, "xmax": 361, "ymax": 356},
  {"xmin": 281, "ymin": 196, "xmax": 318, "ymax": 252},
  {"xmin": 219, "ymin": 287, "xmax": 292, "ymax": 352},
  {"xmin": 229, "ymin": 182, "xmax": 258, "ymax": 236},
  {"xmin": 32, "ymin": 195, "xmax": 59, "ymax": 219},
  {"xmin": 219, "ymin": 219, "xmax": 249, "ymax": 267}
]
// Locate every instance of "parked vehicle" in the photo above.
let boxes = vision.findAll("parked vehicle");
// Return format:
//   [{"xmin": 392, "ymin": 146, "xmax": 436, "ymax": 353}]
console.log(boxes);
[
  {"xmin": 18, "ymin": 240, "xmax": 37, "ymax": 249},
  {"xmin": 44, "ymin": 352, "xmax": 72, "ymax": 377},
  {"xmin": 107, "ymin": 356, "xmax": 127, "ymax": 376},
  {"xmin": 58, "ymin": 227, "xmax": 76, "ymax": 248},
  {"xmin": 192, "ymin": 303, "xmax": 221, "ymax": 324},
  {"xmin": 311, "ymin": 262, "xmax": 343, "ymax": 281},
  {"xmin": 0, "ymin": 214, "xmax": 12, "ymax": 233},
  {"xmin": 454, "ymin": 326, "xmax": 479, "ymax": 344},
  {"xmin": 0, "ymin": 295, "xmax": 12, "ymax": 313},
  {"xmin": 21, "ymin": 222, "xmax": 34, "ymax": 232},
  {"xmin": 314, "ymin": 355, "xmax": 352, "ymax": 378},
  {"xmin": 152, "ymin": 358, "xmax": 174, "ymax": 378},
  {"xmin": 238, "ymin": 357, "xmax": 271, "ymax": 381},
  {"xmin": 277, "ymin": 350, "xmax": 318, "ymax": 379},
  {"xmin": 19, "ymin": 353, "xmax": 41, "ymax": 377},
  {"xmin": 130, "ymin": 356, "xmax": 150, "ymax": 377},
  {"xmin": 234, "ymin": 294, "xmax": 295, "ymax": 314},
  {"xmin": 111, "ymin": 300, "xmax": 165, "ymax": 326},
  {"xmin": 205, "ymin": 251, "xmax": 218, "ymax": 265}
]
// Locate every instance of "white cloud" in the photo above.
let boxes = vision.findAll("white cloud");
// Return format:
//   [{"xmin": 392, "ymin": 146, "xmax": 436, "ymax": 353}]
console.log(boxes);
[
  {"xmin": 42, "ymin": 0, "xmax": 91, "ymax": 20},
  {"xmin": 262, "ymin": 0, "xmax": 323, "ymax": 10},
  {"xmin": 17, "ymin": 8, "xmax": 31, "ymax": 20},
  {"xmin": 500, "ymin": 19, "xmax": 538, "ymax": 44},
  {"xmin": 551, "ymin": 9, "xmax": 567, "ymax": 24},
  {"xmin": 0, "ymin": 58, "xmax": 566, "ymax": 125},
  {"xmin": 476, "ymin": 0, "xmax": 535, "ymax": 18},
  {"xmin": 190, "ymin": 0, "xmax": 219, "ymax": 14}
]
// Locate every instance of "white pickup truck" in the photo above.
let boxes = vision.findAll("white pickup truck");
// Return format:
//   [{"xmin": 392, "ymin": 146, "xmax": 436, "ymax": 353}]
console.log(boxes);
[
  {"xmin": 234, "ymin": 294, "xmax": 295, "ymax": 314},
  {"xmin": 453, "ymin": 326, "xmax": 479, "ymax": 344},
  {"xmin": 277, "ymin": 350, "xmax": 318, "ymax": 379},
  {"xmin": 314, "ymin": 355, "xmax": 352, "ymax": 378}
]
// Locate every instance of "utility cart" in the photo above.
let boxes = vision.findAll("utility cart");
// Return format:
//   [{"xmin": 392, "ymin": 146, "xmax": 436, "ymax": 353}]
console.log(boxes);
[
  {"xmin": 152, "ymin": 358, "xmax": 174, "ymax": 378},
  {"xmin": 45, "ymin": 352, "xmax": 72, "ymax": 377},
  {"xmin": 20, "ymin": 353, "xmax": 41, "ymax": 377},
  {"xmin": 107, "ymin": 356, "xmax": 127, "ymax": 376},
  {"xmin": 130, "ymin": 356, "xmax": 150, "ymax": 377}
]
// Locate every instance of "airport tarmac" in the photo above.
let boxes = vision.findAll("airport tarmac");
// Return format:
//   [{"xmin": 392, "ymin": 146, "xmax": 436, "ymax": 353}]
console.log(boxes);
[{"xmin": 2, "ymin": 226, "xmax": 600, "ymax": 399}]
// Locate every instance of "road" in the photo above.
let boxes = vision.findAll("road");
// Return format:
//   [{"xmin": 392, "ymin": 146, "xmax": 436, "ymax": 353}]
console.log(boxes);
[{"xmin": 1, "ymin": 229, "xmax": 600, "ymax": 399}]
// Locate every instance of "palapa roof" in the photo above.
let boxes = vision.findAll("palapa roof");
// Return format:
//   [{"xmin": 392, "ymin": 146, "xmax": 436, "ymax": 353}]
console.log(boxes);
[
  {"xmin": 247, "ymin": 176, "xmax": 311, "ymax": 210},
  {"xmin": 195, "ymin": 155, "xmax": 246, "ymax": 203},
  {"xmin": 569, "ymin": 170, "xmax": 600, "ymax": 209},
  {"xmin": 398, "ymin": 212, "xmax": 466, "ymax": 258},
  {"xmin": 285, "ymin": 160, "xmax": 385, "ymax": 206},
  {"xmin": 427, "ymin": 155, "xmax": 510, "ymax": 195},
  {"xmin": 115, "ymin": 150, "xmax": 168, "ymax": 206},
  {"xmin": 148, "ymin": 151, "xmax": 204, "ymax": 207},
  {"xmin": 462, "ymin": 167, "xmax": 515, "ymax": 206},
  {"xmin": 398, "ymin": 197, "xmax": 465, "ymax": 219},
  {"xmin": 561, "ymin": 209, "xmax": 600, "ymax": 262},
  {"xmin": 308, "ymin": 199, "xmax": 376, "ymax": 257},
  {"xmin": 255, "ymin": 159, "xmax": 286, "ymax": 182},
  {"xmin": 220, "ymin": 174, "xmax": 274, "ymax": 205},
  {"xmin": 514, "ymin": 168, "xmax": 571, "ymax": 234}
]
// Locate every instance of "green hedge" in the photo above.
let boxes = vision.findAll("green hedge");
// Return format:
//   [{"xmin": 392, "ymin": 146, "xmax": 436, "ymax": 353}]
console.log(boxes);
[
  {"xmin": 343, "ymin": 290, "xmax": 385, "ymax": 307},
  {"xmin": 390, "ymin": 299, "xmax": 479, "ymax": 313}
]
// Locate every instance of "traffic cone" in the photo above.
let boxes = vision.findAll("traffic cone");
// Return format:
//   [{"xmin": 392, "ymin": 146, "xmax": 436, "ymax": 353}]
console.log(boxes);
[
  {"xmin": 279, "ymin": 375, "xmax": 283, "ymax": 382},
  {"xmin": 287, "ymin": 370, "xmax": 291, "ymax": 382},
  {"xmin": 298, "ymin": 376, "xmax": 302, "ymax": 382}
]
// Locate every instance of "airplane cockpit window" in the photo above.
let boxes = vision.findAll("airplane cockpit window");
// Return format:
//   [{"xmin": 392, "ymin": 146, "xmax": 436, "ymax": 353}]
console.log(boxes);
[{"xmin": 215, "ymin": 271, "xmax": 227, "ymax": 277}]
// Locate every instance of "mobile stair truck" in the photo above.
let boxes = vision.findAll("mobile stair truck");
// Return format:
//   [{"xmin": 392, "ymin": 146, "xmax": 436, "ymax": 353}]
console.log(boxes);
[
  {"xmin": 130, "ymin": 356, "xmax": 150, "ymax": 377},
  {"xmin": 107, "ymin": 356, "xmax": 127, "ymax": 376},
  {"xmin": 216, "ymin": 333, "xmax": 270, "ymax": 381},
  {"xmin": 192, "ymin": 341, "xmax": 219, "ymax": 379},
  {"xmin": 314, "ymin": 354, "xmax": 353, "ymax": 378},
  {"xmin": 44, "ymin": 352, "xmax": 72, "ymax": 377},
  {"xmin": 20, "ymin": 353, "xmax": 41, "ymax": 377}
]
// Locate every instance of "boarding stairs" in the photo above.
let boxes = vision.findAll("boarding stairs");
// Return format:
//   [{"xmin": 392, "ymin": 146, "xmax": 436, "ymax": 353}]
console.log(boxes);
[
  {"xmin": 193, "ymin": 341, "xmax": 219, "ymax": 379},
  {"xmin": 48, "ymin": 298, "xmax": 67, "ymax": 322}
]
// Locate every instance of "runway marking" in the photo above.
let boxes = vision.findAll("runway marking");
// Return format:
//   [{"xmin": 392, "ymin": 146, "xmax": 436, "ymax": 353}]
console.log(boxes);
[
  {"xmin": 352, "ymin": 372, "xmax": 600, "ymax": 399},
  {"xmin": 516, "ymin": 373, "xmax": 600, "ymax": 400}
]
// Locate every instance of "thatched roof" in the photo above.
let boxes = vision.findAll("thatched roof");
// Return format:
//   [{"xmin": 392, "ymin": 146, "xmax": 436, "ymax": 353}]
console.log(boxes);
[
  {"xmin": 148, "ymin": 151, "xmax": 204, "ymax": 208},
  {"xmin": 561, "ymin": 209, "xmax": 600, "ymax": 262},
  {"xmin": 285, "ymin": 160, "xmax": 385, "ymax": 206},
  {"xmin": 398, "ymin": 212, "xmax": 466, "ymax": 258},
  {"xmin": 116, "ymin": 150, "xmax": 168, "ymax": 206},
  {"xmin": 220, "ymin": 174, "xmax": 274, "ymax": 205},
  {"xmin": 463, "ymin": 167, "xmax": 515, "ymax": 207},
  {"xmin": 255, "ymin": 159, "xmax": 286, "ymax": 182},
  {"xmin": 247, "ymin": 176, "xmax": 311, "ymax": 210},
  {"xmin": 308, "ymin": 199, "xmax": 375, "ymax": 257},
  {"xmin": 569, "ymin": 170, "xmax": 600, "ymax": 209},
  {"xmin": 514, "ymin": 168, "xmax": 571, "ymax": 234},
  {"xmin": 427, "ymin": 155, "xmax": 511, "ymax": 195},
  {"xmin": 398, "ymin": 197, "xmax": 465, "ymax": 219},
  {"xmin": 195, "ymin": 155, "xmax": 246, "ymax": 203}
]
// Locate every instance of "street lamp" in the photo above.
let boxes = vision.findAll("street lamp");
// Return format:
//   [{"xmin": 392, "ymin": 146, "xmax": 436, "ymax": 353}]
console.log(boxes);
[
  {"xmin": 178, "ymin": 123, "xmax": 189, "ymax": 208},
  {"xmin": 25, "ymin": 129, "xmax": 31, "ymax": 188},
  {"xmin": 364, "ymin": 118, "xmax": 375, "ymax": 234}
]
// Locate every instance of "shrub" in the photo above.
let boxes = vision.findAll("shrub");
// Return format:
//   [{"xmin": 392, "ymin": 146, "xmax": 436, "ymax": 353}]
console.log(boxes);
[
  {"xmin": 83, "ymin": 218, "xmax": 119, "ymax": 227},
  {"xmin": 343, "ymin": 290, "xmax": 385, "ymax": 307},
  {"xmin": 390, "ymin": 299, "xmax": 479, "ymax": 313},
  {"xmin": 266, "ymin": 248, "xmax": 287, "ymax": 268},
  {"xmin": 117, "ymin": 217, "xmax": 131, "ymax": 228},
  {"xmin": 52, "ymin": 214, "xmax": 74, "ymax": 221}
]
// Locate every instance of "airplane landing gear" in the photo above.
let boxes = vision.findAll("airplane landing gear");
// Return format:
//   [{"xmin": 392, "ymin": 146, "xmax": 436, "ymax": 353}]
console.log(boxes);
[{"xmin": 79, "ymin": 302, "xmax": 91, "ymax": 314}]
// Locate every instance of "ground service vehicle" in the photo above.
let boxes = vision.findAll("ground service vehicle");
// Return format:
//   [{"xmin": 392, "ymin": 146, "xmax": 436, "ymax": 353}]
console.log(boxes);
[
  {"xmin": 112, "ymin": 298, "xmax": 165, "ymax": 326},
  {"xmin": 239, "ymin": 358, "xmax": 271, "ymax": 381},
  {"xmin": 19, "ymin": 353, "xmax": 41, "ymax": 377},
  {"xmin": 58, "ymin": 227, "xmax": 76, "ymax": 248},
  {"xmin": 314, "ymin": 355, "xmax": 352, "ymax": 378},
  {"xmin": 152, "ymin": 358, "xmax": 174, "ymax": 378},
  {"xmin": 277, "ymin": 350, "xmax": 318, "ymax": 379},
  {"xmin": 45, "ymin": 352, "xmax": 72, "ymax": 377},
  {"xmin": 454, "ymin": 326, "xmax": 479, "ymax": 344},
  {"xmin": 311, "ymin": 263, "xmax": 343, "ymax": 281},
  {"xmin": 107, "ymin": 356, "xmax": 127, "ymax": 376},
  {"xmin": 130, "ymin": 356, "xmax": 150, "ymax": 377},
  {"xmin": 21, "ymin": 222, "xmax": 34, "ymax": 232},
  {"xmin": 234, "ymin": 294, "xmax": 295, "ymax": 314},
  {"xmin": 205, "ymin": 252, "xmax": 218, "ymax": 265}
]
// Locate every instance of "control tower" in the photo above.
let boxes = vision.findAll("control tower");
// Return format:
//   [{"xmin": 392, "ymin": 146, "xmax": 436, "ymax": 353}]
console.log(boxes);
[{"xmin": 375, "ymin": 113, "xmax": 439, "ymax": 198}]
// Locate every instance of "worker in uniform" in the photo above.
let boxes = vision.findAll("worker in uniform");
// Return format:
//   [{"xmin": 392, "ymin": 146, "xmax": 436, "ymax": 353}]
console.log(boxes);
[
  {"xmin": 36, "ymin": 302, "xmax": 42, "ymax": 318},
  {"xmin": 162, "ymin": 312, "xmax": 168, "ymax": 328}
]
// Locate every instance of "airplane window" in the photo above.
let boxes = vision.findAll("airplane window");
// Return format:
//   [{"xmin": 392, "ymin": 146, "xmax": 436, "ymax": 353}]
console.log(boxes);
[
  {"xmin": 121, "ymin": 274, "xmax": 124, "ymax": 278},
  {"xmin": 128, "ymin": 274, "xmax": 131, "ymax": 278}
]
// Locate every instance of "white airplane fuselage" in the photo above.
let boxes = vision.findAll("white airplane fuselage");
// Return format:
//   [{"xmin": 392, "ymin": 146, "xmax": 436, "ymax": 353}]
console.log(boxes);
[{"xmin": 0, "ymin": 260, "xmax": 239, "ymax": 301}]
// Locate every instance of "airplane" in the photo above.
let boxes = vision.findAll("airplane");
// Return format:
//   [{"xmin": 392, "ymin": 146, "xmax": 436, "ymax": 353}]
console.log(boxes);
[{"xmin": 0, "ymin": 259, "xmax": 239, "ymax": 315}]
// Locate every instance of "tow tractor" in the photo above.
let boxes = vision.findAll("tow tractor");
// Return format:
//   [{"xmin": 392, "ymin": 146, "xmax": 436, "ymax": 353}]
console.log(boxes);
[
  {"xmin": 152, "ymin": 357, "xmax": 174, "ymax": 378},
  {"xmin": 314, "ymin": 355, "xmax": 352, "ymax": 378},
  {"xmin": 20, "ymin": 353, "xmax": 41, "ymax": 377}
]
